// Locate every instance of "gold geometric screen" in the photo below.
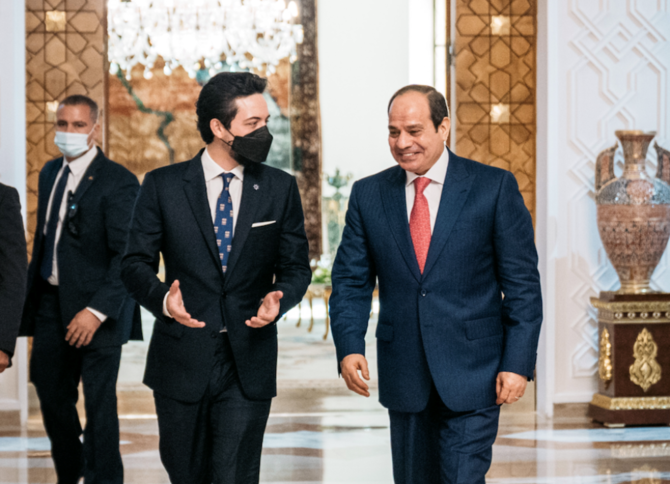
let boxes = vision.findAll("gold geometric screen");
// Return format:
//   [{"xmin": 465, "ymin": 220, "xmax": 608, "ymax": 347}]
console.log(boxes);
[
  {"xmin": 454, "ymin": 0, "xmax": 536, "ymax": 219},
  {"xmin": 25, "ymin": 0, "xmax": 106, "ymax": 250}
]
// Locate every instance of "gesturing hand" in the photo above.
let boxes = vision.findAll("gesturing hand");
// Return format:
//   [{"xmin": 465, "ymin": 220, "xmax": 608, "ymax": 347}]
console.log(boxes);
[
  {"xmin": 341, "ymin": 354, "xmax": 371, "ymax": 397},
  {"xmin": 167, "ymin": 280, "xmax": 205, "ymax": 328},
  {"xmin": 246, "ymin": 291, "xmax": 283, "ymax": 328},
  {"xmin": 65, "ymin": 309, "xmax": 102, "ymax": 348},
  {"xmin": 496, "ymin": 371, "xmax": 527, "ymax": 405},
  {"xmin": 0, "ymin": 351, "xmax": 10, "ymax": 373}
]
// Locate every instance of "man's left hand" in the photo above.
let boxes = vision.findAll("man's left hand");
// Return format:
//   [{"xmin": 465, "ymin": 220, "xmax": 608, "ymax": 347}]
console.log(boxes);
[
  {"xmin": 496, "ymin": 371, "xmax": 527, "ymax": 405},
  {"xmin": 246, "ymin": 291, "xmax": 283, "ymax": 328},
  {"xmin": 65, "ymin": 309, "xmax": 102, "ymax": 348}
]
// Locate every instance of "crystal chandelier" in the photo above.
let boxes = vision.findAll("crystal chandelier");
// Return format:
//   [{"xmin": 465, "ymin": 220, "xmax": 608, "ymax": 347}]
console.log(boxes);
[{"xmin": 107, "ymin": 0, "xmax": 303, "ymax": 79}]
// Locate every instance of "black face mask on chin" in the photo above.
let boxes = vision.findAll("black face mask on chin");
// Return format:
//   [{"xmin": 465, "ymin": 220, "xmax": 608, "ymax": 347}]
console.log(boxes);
[{"xmin": 223, "ymin": 125, "xmax": 274, "ymax": 164}]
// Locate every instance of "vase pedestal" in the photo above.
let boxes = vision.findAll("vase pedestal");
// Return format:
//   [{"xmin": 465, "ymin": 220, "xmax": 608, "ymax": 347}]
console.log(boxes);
[{"xmin": 587, "ymin": 292, "xmax": 670, "ymax": 427}]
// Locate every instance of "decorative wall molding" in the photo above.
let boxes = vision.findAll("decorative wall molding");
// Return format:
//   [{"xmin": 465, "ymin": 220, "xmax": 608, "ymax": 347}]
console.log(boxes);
[{"xmin": 553, "ymin": 0, "xmax": 669, "ymax": 401}]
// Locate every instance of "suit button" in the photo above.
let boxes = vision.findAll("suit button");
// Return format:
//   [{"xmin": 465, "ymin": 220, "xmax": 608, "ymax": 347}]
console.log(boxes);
[
  {"xmin": 421, "ymin": 289, "xmax": 427, "ymax": 297},
  {"xmin": 210, "ymin": 331, "xmax": 218, "ymax": 339},
  {"xmin": 221, "ymin": 291, "xmax": 227, "ymax": 298}
]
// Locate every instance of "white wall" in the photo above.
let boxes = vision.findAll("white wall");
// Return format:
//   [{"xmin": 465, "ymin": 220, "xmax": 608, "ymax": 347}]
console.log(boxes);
[
  {"xmin": 536, "ymin": 1, "xmax": 670, "ymax": 414},
  {"xmin": 318, "ymin": 0, "xmax": 435, "ymax": 196},
  {"xmin": 0, "ymin": 0, "xmax": 28, "ymax": 422}
]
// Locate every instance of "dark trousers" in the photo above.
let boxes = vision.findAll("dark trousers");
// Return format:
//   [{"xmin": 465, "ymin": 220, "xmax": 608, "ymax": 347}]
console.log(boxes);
[
  {"xmin": 154, "ymin": 332, "xmax": 272, "ymax": 484},
  {"xmin": 389, "ymin": 384, "xmax": 500, "ymax": 484},
  {"xmin": 30, "ymin": 285, "xmax": 123, "ymax": 484}
]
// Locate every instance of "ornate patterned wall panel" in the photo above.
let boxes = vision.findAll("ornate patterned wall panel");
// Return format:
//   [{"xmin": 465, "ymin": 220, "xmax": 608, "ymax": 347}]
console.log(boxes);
[
  {"xmin": 553, "ymin": 1, "xmax": 670, "ymax": 401},
  {"xmin": 454, "ymin": 0, "xmax": 537, "ymax": 220},
  {"xmin": 25, "ymin": 0, "xmax": 105, "ymax": 251}
]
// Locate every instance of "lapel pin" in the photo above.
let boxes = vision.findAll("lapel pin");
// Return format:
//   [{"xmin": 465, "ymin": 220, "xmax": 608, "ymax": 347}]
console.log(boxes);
[
  {"xmin": 88, "ymin": 176, "xmax": 93, "ymax": 180},
  {"xmin": 253, "ymin": 184, "xmax": 259, "ymax": 190}
]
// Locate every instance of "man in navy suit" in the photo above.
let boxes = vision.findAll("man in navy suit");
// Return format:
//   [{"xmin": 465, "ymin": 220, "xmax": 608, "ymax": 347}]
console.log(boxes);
[
  {"xmin": 330, "ymin": 85, "xmax": 542, "ymax": 483},
  {"xmin": 21, "ymin": 95, "xmax": 141, "ymax": 484},
  {"xmin": 121, "ymin": 72, "xmax": 311, "ymax": 484},
  {"xmin": 0, "ymin": 183, "xmax": 27, "ymax": 373}
]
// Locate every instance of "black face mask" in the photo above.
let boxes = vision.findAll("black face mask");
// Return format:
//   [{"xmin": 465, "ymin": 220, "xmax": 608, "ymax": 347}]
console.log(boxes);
[{"xmin": 224, "ymin": 125, "xmax": 274, "ymax": 164}]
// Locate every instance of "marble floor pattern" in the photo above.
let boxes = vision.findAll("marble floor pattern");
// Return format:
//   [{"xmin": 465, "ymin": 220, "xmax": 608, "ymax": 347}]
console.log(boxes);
[{"xmin": 2, "ymin": 310, "xmax": 670, "ymax": 483}]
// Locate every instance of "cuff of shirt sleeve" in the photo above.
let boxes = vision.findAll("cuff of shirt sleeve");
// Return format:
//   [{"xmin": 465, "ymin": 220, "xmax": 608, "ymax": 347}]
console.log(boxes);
[
  {"xmin": 87, "ymin": 307, "xmax": 108, "ymax": 323},
  {"xmin": 163, "ymin": 292, "xmax": 172, "ymax": 318}
]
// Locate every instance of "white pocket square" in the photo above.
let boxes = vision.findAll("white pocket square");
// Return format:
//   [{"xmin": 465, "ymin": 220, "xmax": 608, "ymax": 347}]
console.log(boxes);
[{"xmin": 251, "ymin": 220, "xmax": 276, "ymax": 228}]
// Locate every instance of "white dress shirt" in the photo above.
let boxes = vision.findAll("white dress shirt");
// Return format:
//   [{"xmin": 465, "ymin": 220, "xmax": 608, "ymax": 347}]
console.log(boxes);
[
  {"xmin": 44, "ymin": 145, "xmax": 106, "ymax": 322},
  {"xmin": 405, "ymin": 147, "xmax": 449, "ymax": 234},
  {"xmin": 163, "ymin": 148, "xmax": 244, "ymax": 318},
  {"xmin": 201, "ymin": 147, "xmax": 245, "ymax": 231}
]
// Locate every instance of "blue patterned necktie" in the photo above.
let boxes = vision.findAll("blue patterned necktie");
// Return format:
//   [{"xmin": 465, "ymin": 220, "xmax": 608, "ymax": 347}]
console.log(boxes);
[
  {"xmin": 214, "ymin": 173, "xmax": 235, "ymax": 274},
  {"xmin": 40, "ymin": 164, "xmax": 71, "ymax": 280}
]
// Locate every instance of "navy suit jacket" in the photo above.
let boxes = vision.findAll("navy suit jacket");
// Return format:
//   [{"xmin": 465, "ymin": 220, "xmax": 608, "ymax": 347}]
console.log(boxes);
[
  {"xmin": 0, "ymin": 183, "xmax": 27, "ymax": 360},
  {"xmin": 21, "ymin": 148, "xmax": 142, "ymax": 348},
  {"xmin": 121, "ymin": 152, "xmax": 311, "ymax": 402},
  {"xmin": 330, "ymin": 150, "xmax": 543, "ymax": 413}
]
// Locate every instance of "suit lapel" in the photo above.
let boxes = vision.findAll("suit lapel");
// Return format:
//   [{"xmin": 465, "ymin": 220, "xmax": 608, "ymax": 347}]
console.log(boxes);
[
  {"xmin": 37, "ymin": 160, "xmax": 62, "ymax": 233},
  {"xmin": 224, "ymin": 165, "xmax": 262, "ymax": 283},
  {"xmin": 182, "ymin": 153, "xmax": 222, "ymax": 272},
  {"xmin": 422, "ymin": 152, "xmax": 473, "ymax": 279},
  {"xmin": 380, "ymin": 166, "xmax": 422, "ymax": 282},
  {"xmin": 71, "ymin": 148, "xmax": 105, "ymax": 205}
]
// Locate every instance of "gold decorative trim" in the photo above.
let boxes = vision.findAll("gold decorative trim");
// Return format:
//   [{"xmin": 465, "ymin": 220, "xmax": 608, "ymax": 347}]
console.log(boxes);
[
  {"xmin": 611, "ymin": 443, "xmax": 670, "ymax": 458},
  {"xmin": 630, "ymin": 328, "xmax": 662, "ymax": 392},
  {"xmin": 598, "ymin": 328, "xmax": 613, "ymax": 384},
  {"xmin": 591, "ymin": 393, "xmax": 670, "ymax": 410},
  {"xmin": 590, "ymin": 298, "xmax": 670, "ymax": 324},
  {"xmin": 590, "ymin": 298, "xmax": 670, "ymax": 312}
]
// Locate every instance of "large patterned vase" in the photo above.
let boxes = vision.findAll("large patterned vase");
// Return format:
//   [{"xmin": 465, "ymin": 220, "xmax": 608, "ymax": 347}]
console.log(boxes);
[{"xmin": 596, "ymin": 131, "xmax": 670, "ymax": 294}]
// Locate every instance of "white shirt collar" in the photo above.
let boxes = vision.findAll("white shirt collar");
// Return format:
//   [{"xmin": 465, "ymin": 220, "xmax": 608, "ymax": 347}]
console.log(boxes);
[
  {"xmin": 62, "ymin": 144, "xmax": 98, "ymax": 177},
  {"xmin": 405, "ymin": 146, "xmax": 449, "ymax": 187},
  {"xmin": 201, "ymin": 147, "xmax": 245, "ymax": 182}
]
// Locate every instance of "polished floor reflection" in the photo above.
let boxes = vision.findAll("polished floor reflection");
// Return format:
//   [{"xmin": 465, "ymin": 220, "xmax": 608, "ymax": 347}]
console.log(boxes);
[
  {"xmin": 2, "ymin": 311, "xmax": 670, "ymax": 483},
  {"xmin": 4, "ymin": 394, "xmax": 670, "ymax": 483}
]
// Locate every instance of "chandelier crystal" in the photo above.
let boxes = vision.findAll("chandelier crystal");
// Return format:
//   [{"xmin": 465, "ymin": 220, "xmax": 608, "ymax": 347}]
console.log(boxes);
[{"xmin": 107, "ymin": 0, "xmax": 303, "ymax": 79}]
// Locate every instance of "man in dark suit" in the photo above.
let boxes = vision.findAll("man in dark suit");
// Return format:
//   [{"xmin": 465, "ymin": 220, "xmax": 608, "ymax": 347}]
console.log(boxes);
[
  {"xmin": 330, "ymin": 85, "xmax": 543, "ymax": 483},
  {"xmin": 0, "ymin": 183, "xmax": 27, "ymax": 373},
  {"xmin": 21, "ymin": 95, "xmax": 141, "ymax": 484},
  {"xmin": 121, "ymin": 72, "xmax": 311, "ymax": 484}
]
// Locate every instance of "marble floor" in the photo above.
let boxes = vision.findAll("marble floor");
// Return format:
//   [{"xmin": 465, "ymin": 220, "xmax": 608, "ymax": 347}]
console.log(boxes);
[{"xmin": 2, "ymin": 308, "xmax": 670, "ymax": 483}]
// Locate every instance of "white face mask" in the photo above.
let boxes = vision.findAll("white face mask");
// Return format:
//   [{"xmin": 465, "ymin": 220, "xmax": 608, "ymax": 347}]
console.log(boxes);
[{"xmin": 54, "ymin": 128, "xmax": 95, "ymax": 159}]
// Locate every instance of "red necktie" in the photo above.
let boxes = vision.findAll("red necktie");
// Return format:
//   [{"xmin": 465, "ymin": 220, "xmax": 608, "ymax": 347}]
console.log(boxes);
[{"xmin": 410, "ymin": 177, "xmax": 431, "ymax": 273}]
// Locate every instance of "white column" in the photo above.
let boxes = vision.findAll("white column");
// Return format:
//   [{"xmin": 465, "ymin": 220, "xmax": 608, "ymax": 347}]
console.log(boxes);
[
  {"xmin": 408, "ymin": 0, "xmax": 435, "ymax": 86},
  {"xmin": 535, "ymin": 0, "xmax": 670, "ymax": 411},
  {"xmin": 0, "ymin": 0, "xmax": 28, "ymax": 422},
  {"xmin": 319, "ymin": 0, "xmax": 437, "ymax": 190},
  {"xmin": 535, "ymin": 0, "xmax": 560, "ymax": 419},
  {"xmin": 319, "ymin": 0, "xmax": 412, "ymax": 189}
]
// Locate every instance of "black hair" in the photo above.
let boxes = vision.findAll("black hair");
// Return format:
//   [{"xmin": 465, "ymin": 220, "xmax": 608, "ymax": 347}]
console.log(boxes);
[
  {"xmin": 196, "ymin": 72, "xmax": 268, "ymax": 144},
  {"xmin": 60, "ymin": 94, "xmax": 99, "ymax": 123},
  {"xmin": 387, "ymin": 85, "xmax": 450, "ymax": 131}
]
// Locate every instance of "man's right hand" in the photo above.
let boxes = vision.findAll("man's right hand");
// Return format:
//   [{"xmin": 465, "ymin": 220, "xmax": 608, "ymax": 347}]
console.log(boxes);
[
  {"xmin": 0, "ymin": 350, "xmax": 9, "ymax": 373},
  {"xmin": 166, "ymin": 280, "xmax": 206, "ymax": 328},
  {"xmin": 340, "ymin": 354, "xmax": 370, "ymax": 397}
]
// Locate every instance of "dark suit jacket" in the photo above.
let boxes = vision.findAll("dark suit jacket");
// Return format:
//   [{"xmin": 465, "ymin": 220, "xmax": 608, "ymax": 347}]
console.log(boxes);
[
  {"xmin": 0, "ymin": 183, "xmax": 27, "ymax": 359},
  {"xmin": 21, "ymin": 148, "xmax": 142, "ymax": 348},
  {"xmin": 121, "ymin": 151, "xmax": 311, "ymax": 402},
  {"xmin": 330, "ymin": 150, "xmax": 543, "ymax": 414}
]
